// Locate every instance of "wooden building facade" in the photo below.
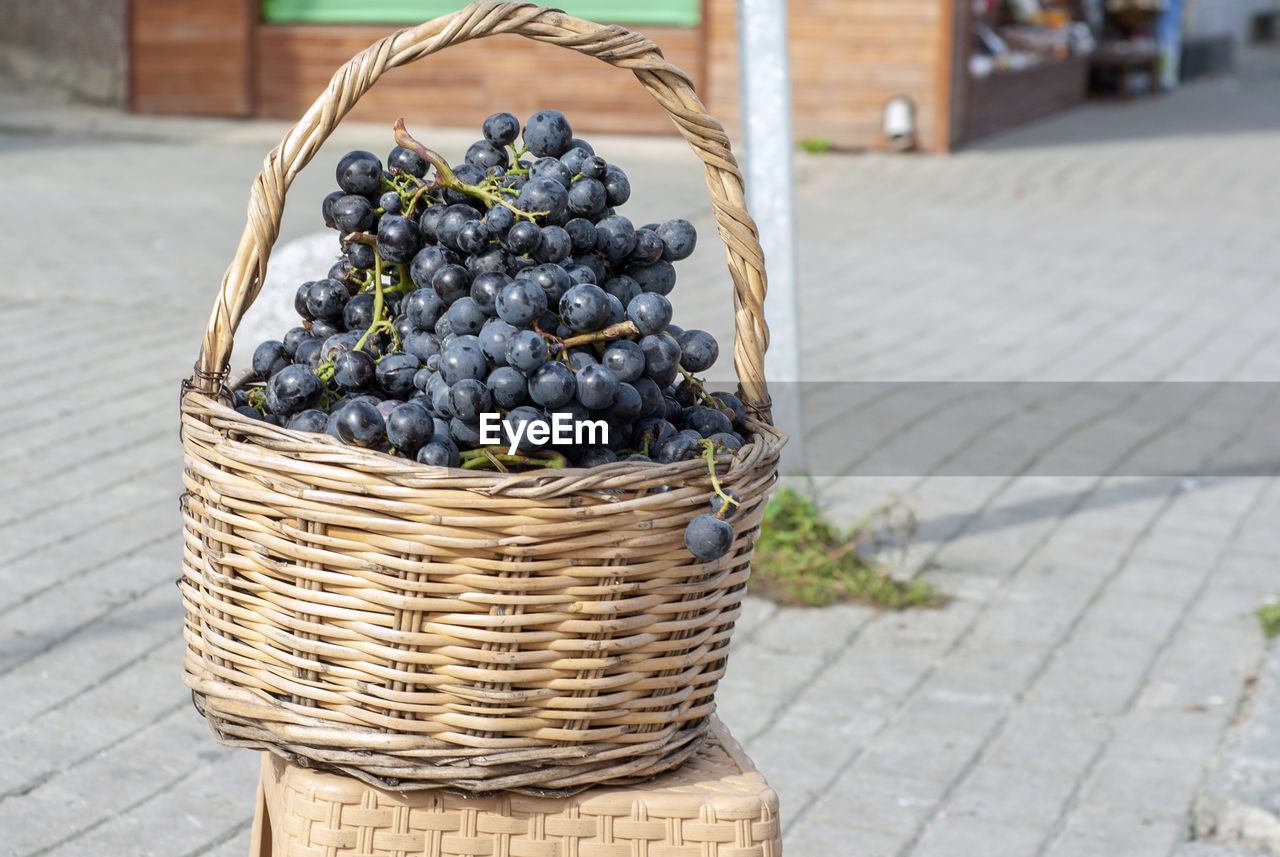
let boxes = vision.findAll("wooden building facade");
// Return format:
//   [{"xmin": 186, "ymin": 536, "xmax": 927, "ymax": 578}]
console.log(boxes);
[{"xmin": 129, "ymin": 1, "xmax": 1087, "ymax": 152}]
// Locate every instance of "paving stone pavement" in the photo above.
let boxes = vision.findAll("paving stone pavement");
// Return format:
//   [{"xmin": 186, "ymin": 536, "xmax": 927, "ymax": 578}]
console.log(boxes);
[{"xmin": 1, "ymin": 48, "xmax": 1279, "ymax": 857}]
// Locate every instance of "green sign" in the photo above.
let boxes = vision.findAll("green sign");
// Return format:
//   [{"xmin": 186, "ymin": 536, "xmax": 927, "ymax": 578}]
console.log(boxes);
[{"xmin": 261, "ymin": 1, "xmax": 701, "ymax": 26}]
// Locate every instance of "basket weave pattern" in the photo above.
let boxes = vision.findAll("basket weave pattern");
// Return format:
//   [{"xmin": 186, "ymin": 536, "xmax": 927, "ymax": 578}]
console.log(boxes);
[
  {"xmin": 180, "ymin": 1, "xmax": 783, "ymax": 793},
  {"xmin": 255, "ymin": 718, "xmax": 781, "ymax": 856}
]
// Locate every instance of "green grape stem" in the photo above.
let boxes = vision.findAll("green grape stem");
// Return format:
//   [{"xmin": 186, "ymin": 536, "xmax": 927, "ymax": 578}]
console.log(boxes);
[
  {"xmin": 678, "ymin": 366, "xmax": 720, "ymax": 406},
  {"xmin": 394, "ymin": 119, "xmax": 540, "ymax": 220},
  {"xmin": 459, "ymin": 447, "xmax": 568, "ymax": 471},
  {"xmin": 698, "ymin": 438, "xmax": 740, "ymax": 520}
]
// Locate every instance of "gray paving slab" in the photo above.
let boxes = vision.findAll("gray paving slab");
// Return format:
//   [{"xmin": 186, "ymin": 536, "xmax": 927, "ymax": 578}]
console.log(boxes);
[{"xmin": 1, "ymin": 45, "xmax": 1279, "ymax": 857}]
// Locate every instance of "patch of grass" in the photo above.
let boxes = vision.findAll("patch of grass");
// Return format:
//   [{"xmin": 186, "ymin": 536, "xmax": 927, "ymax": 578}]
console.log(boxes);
[
  {"xmin": 748, "ymin": 487, "xmax": 946, "ymax": 609},
  {"xmin": 799, "ymin": 136, "xmax": 832, "ymax": 154},
  {"xmin": 1259, "ymin": 600, "xmax": 1280, "ymax": 638}
]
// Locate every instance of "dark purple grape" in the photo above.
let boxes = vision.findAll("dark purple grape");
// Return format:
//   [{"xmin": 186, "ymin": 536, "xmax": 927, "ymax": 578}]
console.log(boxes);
[
  {"xmin": 322, "ymin": 190, "xmax": 345, "ymax": 228},
  {"xmin": 484, "ymin": 204, "xmax": 516, "ymax": 237},
  {"xmin": 332, "ymin": 194, "xmax": 375, "ymax": 234},
  {"xmin": 656, "ymin": 218, "xmax": 697, "ymax": 261},
  {"xmin": 531, "ymin": 156, "xmax": 573, "ymax": 189},
  {"xmin": 688, "ymin": 405, "xmax": 733, "ymax": 437},
  {"xmin": 504, "ymin": 220, "xmax": 542, "ymax": 255},
  {"xmin": 517, "ymin": 176, "xmax": 568, "ymax": 224},
  {"xmin": 656, "ymin": 429, "xmax": 702, "ymax": 463},
  {"xmin": 505, "ymin": 329, "xmax": 548, "ymax": 375},
  {"xmin": 580, "ymin": 155, "xmax": 608, "ymax": 180},
  {"xmin": 630, "ymin": 228, "xmax": 664, "ymax": 265},
  {"xmin": 294, "ymin": 281, "xmax": 315, "ymax": 319},
  {"xmin": 471, "ymin": 271, "xmax": 511, "ymax": 315},
  {"xmin": 265, "ymin": 364, "xmax": 323, "ymax": 416},
  {"xmin": 523, "ymin": 110, "xmax": 573, "ymax": 158},
  {"xmin": 533, "ymin": 225, "xmax": 571, "ymax": 263},
  {"xmin": 439, "ymin": 336, "xmax": 487, "ymax": 385},
  {"xmin": 388, "ymin": 145, "xmax": 427, "ymax": 178},
  {"xmin": 483, "ymin": 112, "xmax": 520, "ymax": 146},
  {"xmin": 576, "ymin": 446, "xmax": 618, "ymax": 467},
  {"xmin": 710, "ymin": 391, "xmax": 747, "ymax": 427},
  {"xmin": 417, "ymin": 438, "xmax": 462, "ymax": 467},
  {"xmin": 604, "ymin": 293, "xmax": 626, "ymax": 326},
  {"xmin": 449, "ymin": 378, "xmax": 492, "ymax": 422},
  {"xmin": 466, "ymin": 139, "xmax": 510, "ymax": 171},
  {"xmin": 432, "ymin": 264, "xmax": 472, "ymax": 305},
  {"xmin": 496, "ymin": 279, "xmax": 547, "ymax": 326},
  {"xmin": 445, "ymin": 296, "xmax": 487, "ymax": 336},
  {"xmin": 708, "ymin": 431, "xmax": 744, "ymax": 452},
  {"xmin": 449, "ymin": 417, "xmax": 483, "ymax": 447},
  {"xmin": 286, "ymin": 408, "xmax": 328, "ymax": 433},
  {"xmin": 409, "ymin": 245, "xmax": 458, "ymax": 289},
  {"xmin": 633, "ymin": 376, "xmax": 664, "ymax": 418},
  {"xmin": 345, "ymin": 240, "xmax": 376, "ymax": 270},
  {"xmin": 379, "ymin": 191, "xmax": 402, "ymax": 214},
  {"xmin": 633, "ymin": 416, "xmax": 676, "ymax": 451},
  {"xmin": 418, "ymin": 205, "xmax": 445, "ymax": 244},
  {"xmin": 627, "ymin": 293, "xmax": 673, "ymax": 336},
  {"xmin": 305, "ymin": 278, "xmax": 349, "ymax": 321},
  {"xmin": 529, "ymin": 362, "xmax": 575, "ymax": 408},
  {"xmin": 294, "ymin": 338, "xmax": 323, "ymax": 368},
  {"xmin": 603, "ymin": 164, "xmax": 631, "ymax": 206},
  {"xmin": 457, "ymin": 220, "xmax": 490, "ymax": 255},
  {"xmin": 629, "ymin": 259, "xmax": 677, "ymax": 295},
  {"xmin": 487, "ymin": 366, "xmax": 529, "ymax": 409},
  {"xmin": 376, "ymin": 214, "xmax": 421, "ymax": 264},
  {"xmin": 332, "ymin": 348, "xmax": 376, "ymax": 391},
  {"xmin": 444, "ymin": 163, "xmax": 486, "ymax": 207},
  {"xmin": 603, "ymin": 382, "xmax": 642, "ymax": 422},
  {"xmin": 336, "ymin": 400, "xmax": 386, "ymax": 447},
  {"xmin": 576, "ymin": 363, "xmax": 619, "ymax": 410},
  {"xmin": 309, "ymin": 318, "xmax": 343, "ymax": 340},
  {"xmin": 603, "ymin": 275, "xmax": 641, "ymax": 307},
  {"xmin": 252, "ymin": 340, "xmax": 289, "ymax": 380},
  {"xmin": 564, "ymin": 218, "xmax": 597, "ymax": 254},
  {"xmin": 684, "ymin": 514, "xmax": 733, "ymax": 560},
  {"xmin": 343, "ymin": 293, "xmax": 376, "ymax": 332},
  {"xmin": 559, "ymin": 283, "xmax": 612, "ymax": 332},
  {"xmin": 602, "ymin": 340, "xmax": 645, "ymax": 383},
  {"xmin": 479, "ymin": 317, "xmax": 518, "ymax": 364},
  {"xmin": 594, "ymin": 215, "xmax": 637, "ymax": 264},
  {"xmin": 678, "ymin": 329, "xmax": 719, "ymax": 373},
  {"xmin": 376, "ymin": 352, "xmax": 421, "ymax": 398},
  {"xmin": 566, "ymin": 348, "xmax": 598, "ymax": 373},
  {"xmin": 567, "ymin": 177, "xmax": 606, "ymax": 218},
  {"xmin": 336, "ymin": 150, "xmax": 382, "ymax": 196},
  {"xmin": 572, "ymin": 253, "xmax": 607, "ymax": 285},
  {"xmin": 403, "ymin": 288, "xmax": 444, "ymax": 331},
  {"xmin": 560, "ymin": 146, "xmax": 591, "ymax": 175},
  {"xmin": 282, "ymin": 326, "xmax": 314, "ymax": 358},
  {"xmin": 386, "ymin": 401, "xmax": 433, "ymax": 455}
]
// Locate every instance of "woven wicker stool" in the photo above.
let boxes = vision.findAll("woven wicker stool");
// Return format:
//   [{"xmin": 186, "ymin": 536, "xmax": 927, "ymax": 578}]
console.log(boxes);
[{"xmin": 249, "ymin": 717, "xmax": 781, "ymax": 856}]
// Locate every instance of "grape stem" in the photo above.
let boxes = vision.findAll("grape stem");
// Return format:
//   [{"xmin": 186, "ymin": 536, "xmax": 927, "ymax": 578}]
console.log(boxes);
[
  {"xmin": 678, "ymin": 366, "xmax": 720, "ymax": 407},
  {"xmin": 550, "ymin": 321, "xmax": 640, "ymax": 353},
  {"xmin": 394, "ymin": 119, "xmax": 541, "ymax": 220},
  {"xmin": 459, "ymin": 447, "xmax": 568, "ymax": 471},
  {"xmin": 698, "ymin": 438, "xmax": 740, "ymax": 519}
]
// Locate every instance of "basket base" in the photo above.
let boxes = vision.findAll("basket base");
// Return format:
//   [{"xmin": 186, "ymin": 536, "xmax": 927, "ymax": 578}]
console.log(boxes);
[{"xmin": 251, "ymin": 716, "xmax": 780, "ymax": 857}]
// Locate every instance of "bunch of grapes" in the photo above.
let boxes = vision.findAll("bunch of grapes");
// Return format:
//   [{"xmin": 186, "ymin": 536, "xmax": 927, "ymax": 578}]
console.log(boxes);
[{"xmin": 239, "ymin": 110, "xmax": 746, "ymax": 560}]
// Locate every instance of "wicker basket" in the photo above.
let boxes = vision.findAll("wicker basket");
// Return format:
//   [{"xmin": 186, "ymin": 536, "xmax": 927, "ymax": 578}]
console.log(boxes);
[
  {"xmin": 179, "ymin": 0, "xmax": 784, "ymax": 794},
  {"xmin": 250, "ymin": 717, "xmax": 780, "ymax": 857}
]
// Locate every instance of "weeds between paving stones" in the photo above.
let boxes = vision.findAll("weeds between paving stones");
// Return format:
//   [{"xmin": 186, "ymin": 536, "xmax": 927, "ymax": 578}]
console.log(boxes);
[
  {"xmin": 1259, "ymin": 600, "xmax": 1280, "ymax": 638},
  {"xmin": 748, "ymin": 487, "xmax": 947, "ymax": 609}
]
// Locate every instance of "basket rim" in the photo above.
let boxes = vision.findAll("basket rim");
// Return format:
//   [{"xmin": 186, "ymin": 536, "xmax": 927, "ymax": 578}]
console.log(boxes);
[{"xmin": 182, "ymin": 387, "xmax": 786, "ymax": 490}]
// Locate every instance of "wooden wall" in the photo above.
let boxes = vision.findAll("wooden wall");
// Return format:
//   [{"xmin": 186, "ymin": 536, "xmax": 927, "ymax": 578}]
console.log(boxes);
[
  {"xmin": 251, "ymin": 23, "xmax": 703, "ymax": 135},
  {"xmin": 128, "ymin": 0, "xmax": 957, "ymax": 151},
  {"xmin": 130, "ymin": 0, "xmax": 253, "ymax": 115},
  {"xmin": 705, "ymin": 0, "xmax": 954, "ymax": 152}
]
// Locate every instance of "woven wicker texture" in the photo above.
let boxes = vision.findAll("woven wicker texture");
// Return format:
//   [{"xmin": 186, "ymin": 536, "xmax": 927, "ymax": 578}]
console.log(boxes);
[
  {"xmin": 180, "ymin": 0, "xmax": 785, "ymax": 792},
  {"xmin": 253, "ymin": 717, "xmax": 781, "ymax": 857}
]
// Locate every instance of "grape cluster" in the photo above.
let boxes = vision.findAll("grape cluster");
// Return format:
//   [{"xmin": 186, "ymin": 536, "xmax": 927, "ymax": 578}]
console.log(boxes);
[{"xmin": 239, "ymin": 110, "xmax": 747, "ymax": 559}]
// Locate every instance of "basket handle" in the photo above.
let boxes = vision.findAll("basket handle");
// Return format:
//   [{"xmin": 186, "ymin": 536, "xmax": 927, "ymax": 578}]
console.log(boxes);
[{"xmin": 193, "ymin": 1, "xmax": 771, "ymax": 418}]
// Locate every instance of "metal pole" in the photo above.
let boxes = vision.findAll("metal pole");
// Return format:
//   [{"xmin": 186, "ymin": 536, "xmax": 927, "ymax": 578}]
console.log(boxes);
[{"xmin": 738, "ymin": 0, "xmax": 806, "ymax": 474}]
